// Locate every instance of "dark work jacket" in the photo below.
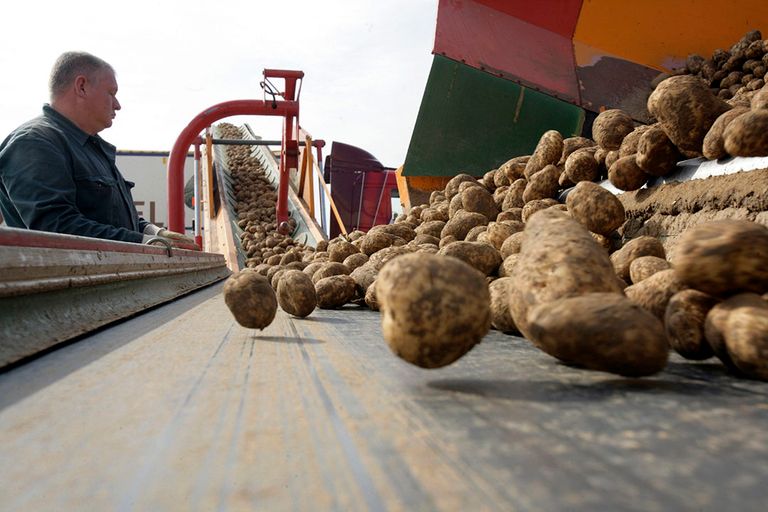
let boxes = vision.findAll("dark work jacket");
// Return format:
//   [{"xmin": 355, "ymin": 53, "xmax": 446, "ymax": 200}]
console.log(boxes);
[{"xmin": 0, "ymin": 105, "xmax": 146, "ymax": 242}]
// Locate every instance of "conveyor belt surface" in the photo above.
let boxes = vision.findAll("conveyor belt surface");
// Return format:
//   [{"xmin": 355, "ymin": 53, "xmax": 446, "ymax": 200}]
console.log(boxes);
[{"xmin": 1, "ymin": 284, "xmax": 767, "ymax": 511}]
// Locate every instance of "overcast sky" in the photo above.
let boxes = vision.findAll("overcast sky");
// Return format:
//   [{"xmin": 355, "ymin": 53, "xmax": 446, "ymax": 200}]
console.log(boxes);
[{"xmin": 1, "ymin": 0, "xmax": 437, "ymax": 168}]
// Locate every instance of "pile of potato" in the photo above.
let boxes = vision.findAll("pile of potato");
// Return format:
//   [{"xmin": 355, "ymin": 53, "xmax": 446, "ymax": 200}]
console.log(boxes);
[{"xmin": 219, "ymin": 31, "xmax": 768, "ymax": 379}]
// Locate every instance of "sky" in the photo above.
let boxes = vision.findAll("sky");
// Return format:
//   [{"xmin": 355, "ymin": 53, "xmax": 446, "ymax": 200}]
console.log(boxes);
[{"xmin": 0, "ymin": 0, "xmax": 438, "ymax": 168}]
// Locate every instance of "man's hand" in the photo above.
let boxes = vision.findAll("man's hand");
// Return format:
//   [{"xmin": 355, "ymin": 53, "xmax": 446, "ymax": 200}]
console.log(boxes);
[
  {"xmin": 142, "ymin": 224, "xmax": 200, "ymax": 250},
  {"xmin": 157, "ymin": 228, "xmax": 197, "ymax": 246}
]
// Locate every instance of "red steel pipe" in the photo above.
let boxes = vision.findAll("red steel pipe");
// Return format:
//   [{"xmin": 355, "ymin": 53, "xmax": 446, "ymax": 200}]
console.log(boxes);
[{"xmin": 166, "ymin": 99, "xmax": 298, "ymax": 233}]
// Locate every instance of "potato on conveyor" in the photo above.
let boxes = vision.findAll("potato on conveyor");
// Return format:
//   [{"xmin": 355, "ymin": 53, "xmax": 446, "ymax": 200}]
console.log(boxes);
[
  {"xmin": 625, "ymin": 269, "xmax": 688, "ymax": 319},
  {"xmin": 610, "ymin": 236, "xmax": 666, "ymax": 282},
  {"xmin": 564, "ymin": 147, "xmax": 599, "ymax": 183},
  {"xmin": 608, "ymin": 155, "xmax": 649, "ymax": 191},
  {"xmin": 223, "ymin": 270, "xmax": 278, "ymax": 330},
  {"xmin": 629, "ymin": 255, "xmax": 670, "ymax": 284},
  {"xmin": 565, "ymin": 181, "xmax": 625, "ymax": 236},
  {"xmin": 437, "ymin": 241, "xmax": 502, "ymax": 275},
  {"xmin": 635, "ymin": 125, "xmax": 680, "ymax": 176},
  {"xmin": 315, "ymin": 275, "xmax": 357, "ymax": 309},
  {"xmin": 673, "ymin": 220, "xmax": 768, "ymax": 296},
  {"xmin": 527, "ymin": 293, "xmax": 669, "ymax": 377},
  {"xmin": 509, "ymin": 209, "xmax": 623, "ymax": 339},
  {"xmin": 277, "ymin": 270, "xmax": 317, "ymax": 318},
  {"xmin": 724, "ymin": 296, "xmax": 768, "ymax": 381},
  {"xmin": 441, "ymin": 209, "xmax": 489, "ymax": 240},
  {"xmin": 524, "ymin": 130, "xmax": 563, "ymax": 178},
  {"xmin": 723, "ymin": 109, "xmax": 768, "ymax": 157},
  {"xmin": 592, "ymin": 109, "xmax": 635, "ymax": 150},
  {"xmin": 647, "ymin": 75, "xmax": 731, "ymax": 154},
  {"xmin": 703, "ymin": 294, "xmax": 764, "ymax": 371},
  {"xmin": 489, "ymin": 277, "xmax": 518, "ymax": 333},
  {"xmin": 702, "ymin": 106, "xmax": 749, "ymax": 160},
  {"xmin": 377, "ymin": 253, "xmax": 491, "ymax": 368},
  {"xmin": 664, "ymin": 289, "xmax": 719, "ymax": 360}
]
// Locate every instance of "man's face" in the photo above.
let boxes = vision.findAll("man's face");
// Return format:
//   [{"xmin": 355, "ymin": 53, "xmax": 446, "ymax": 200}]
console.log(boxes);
[{"xmin": 84, "ymin": 68, "xmax": 121, "ymax": 133}]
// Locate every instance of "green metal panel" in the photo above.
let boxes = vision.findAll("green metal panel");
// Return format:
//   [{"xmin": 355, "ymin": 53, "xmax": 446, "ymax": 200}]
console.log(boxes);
[{"xmin": 403, "ymin": 55, "xmax": 585, "ymax": 177}]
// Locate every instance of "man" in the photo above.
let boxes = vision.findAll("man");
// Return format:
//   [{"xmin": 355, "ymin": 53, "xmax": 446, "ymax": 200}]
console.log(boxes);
[{"xmin": 0, "ymin": 51, "xmax": 195, "ymax": 247}]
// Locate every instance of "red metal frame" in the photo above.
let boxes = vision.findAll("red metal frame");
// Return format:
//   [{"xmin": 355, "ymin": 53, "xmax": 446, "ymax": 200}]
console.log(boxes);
[{"xmin": 166, "ymin": 69, "xmax": 304, "ymax": 233}]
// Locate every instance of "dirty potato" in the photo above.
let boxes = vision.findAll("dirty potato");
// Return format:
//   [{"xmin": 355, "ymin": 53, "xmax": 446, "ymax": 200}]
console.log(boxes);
[
  {"xmin": 635, "ymin": 126, "xmax": 680, "ymax": 176},
  {"xmin": 415, "ymin": 220, "xmax": 446, "ymax": 239},
  {"xmin": 565, "ymin": 181, "xmax": 625, "ymax": 235},
  {"xmin": 625, "ymin": 269, "xmax": 688, "ymax": 319},
  {"xmin": 522, "ymin": 164, "xmax": 560, "ymax": 202},
  {"xmin": 619, "ymin": 125, "xmax": 653, "ymax": 157},
  {"xmin": 315, "ymin": 275, "xmax": 357, "ymax": 309},
  {"xmin": 484, "ymin": 221, "xmax": 522, "ymax": 250},
  {"xmin": 441, "ymin": 210, "xmax": 489, "ymax": 240},
  {"xmin": 223, "ymin": 271, "xmax": 278, "ymax": 329},
  {"xmin": 328, "ymin": 239, "xmax": 359, "ymax": 262},
  {"xmin": 521, "ymin": 198, "xmax": 559, "ymax": 223},
  {"xmin": 527, "ymin": 293, "xmax": 668, "ymax": 377},
  {"xmin": 509, "ymin": 209, "xmax": 624, "ymax": 339},
  {"xmin": 360, "ymin": 231, "xmax": 405, "ymax": 256},
  {"xmin": 444, "ymin": 173, "xmax": 478, "ymax": 200},
  {"xmin": 592, "ymin": 109, "xmax": 635, "ymax": 150},
  {"xmin": 462, "ymin": 185, "xmax": 499, "ymax": 220},
  {"xmin": 276, "ymin": 270, "xmax": 317, "ymax": 318},
  {"xmin": 611, "ymin": 236, "xmax": 666, "ymax": 281},
  {"xmin": 673, "ymin": 220, "xmax": 768, "ymax": 296},
  {"xmin": 723, "ymin": 297, "xmax": 768, "ymax": 380},
  {"xmin": 502, "ymin": 179, "xmax": 527, "ymax": 210},
  {"xmin": 558, "ymin": 136, "xmax": 596, "ymax": 165},
  {"xmin": 377, "ymin": 253, "xmax": 491, "ymax": 368},
  {"xmin": 500, "ymin": 231, "xmax": 526, "ymax": 259},
  {"xmin": 343, "ymin": 252, "xmax": 369, "ymax": 271},
  {"xmin": 311, "ymin": 261, "xmax": 351, "ymax": 283},
  {"xmin": 647, "ymin": 75, "xmax": 731, "ymax": 154},
  {"xmin": 524, "ymin": 130, "xmax": 564, "ymax": 178},
  {"xmin": 438, "ymin": 241, "xmax": 502, "ymax": 275},
  {"xmin": 702, "ymin": 106, "xmax": 749, "ymax": 160},
  {"xmin": 608, "ymin": 155, "xmax": 649, "ymax": 191},
  {"xmin": 723, "ymin": 109, "xmax": 768, "ymax": 157},
  {"xmin": 629, "ymin": 255, "xmax": 670, "ymax": 284},
  {"xmin": 565, "ymin": 147, "xmax": 600, "ymax": 183},
  {"xmin": 364, "ymin": 280, "xmax": 380, "ymax": 311},
  {"xmin": 664, "ymin": 289, "xmax": 718, "ymax": 360},
  {"xmin": 489, "ymin": 277, "xmax": 519, "ymax": 333}
]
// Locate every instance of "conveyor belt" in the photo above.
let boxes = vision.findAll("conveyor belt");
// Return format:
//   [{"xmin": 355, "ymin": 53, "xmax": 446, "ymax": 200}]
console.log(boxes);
[{"xmin": 1, "ymin": 284, "xmax": 767, "ymax": 511}]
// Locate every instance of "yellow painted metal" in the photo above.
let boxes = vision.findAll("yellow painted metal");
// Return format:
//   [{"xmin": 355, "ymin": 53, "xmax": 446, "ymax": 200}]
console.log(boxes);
[{"xmin": 574, "ymin": 0, "xmax": 768, "ymax": 70}]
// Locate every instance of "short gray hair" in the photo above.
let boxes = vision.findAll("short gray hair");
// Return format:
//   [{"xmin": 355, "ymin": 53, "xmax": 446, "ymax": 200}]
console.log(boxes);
[{"xmin": 49, "ymin": 51, "xmax": 114, "ymax": 99}]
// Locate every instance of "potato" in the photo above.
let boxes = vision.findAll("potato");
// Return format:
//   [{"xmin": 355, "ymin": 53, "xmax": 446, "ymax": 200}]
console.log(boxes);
[
  {"xmin": 521, "ymin": 198, "xmax": 559, "ymax": 223},
  {"xmin": 752, "ymin": 84, "xmax": 768, "ymax": 109},
  {"xmin": 610, "ymin": 236, "xmax": 666, "ymax": 281},
  {"xmin": 635, "ymin": 126, "xmax": 680, "ymax": 176},
  {"xmin": 724, "ymin": 297, "xmax": 768, "ymax": 380},
  {"xmin": 413, "ymin": 233, "xmax": 441, "ymax": 246},
  {"xmin": 485, "ymin": 169, "xmax": 502, "ymax": 189},
  {"xmin": 421, "ymin": 207, "xmax": 448, "ymax": 223},
  {"xmin": 311, "ymin": 261, "xmax": 350, "ymax": 284},
  {"xmin": 522, "ymin": 164, "xmax": 560, "ymax": 202},
  {"xmin": 349, "ymin": 263, "xmax": 378, "ymax": 296},
  {"xmin": 315, "ymin": 275, "xmax": 357, "ymax": 309},
  {"xmin": 461, "ymin": 185, "xmax": 499, "ymax": 220},
  {"xmin": 302, "ymin": 261, "xmax": 324, "ymax": 278},
  {"xmin": 500, "ymin": 231, "xmax": 526, "ymax": 259},
  {"xmin": 315, "ymin": 240, "xmax": 329, "ymax": 252},
  {"xmin": 270, "ymin": 268, "xmax": 288, "ymax": 290},
  {"xmin": 673, "ymin": 220, "xmax": 768, "ymax": 296},
  {"xmin": 367, "ymin": 245, "xmax": 412, "ymax": 270},
  {"xmin": 619, "ymin": 125, "xmax": 653, "ymax": 158},
  {"xmin": 524, "ymin": 130, "xmax": 563, "ymax": 178},
  {"xmin": 564, "ymin": 147, "xmax": 599, "ymax": 183},
  {"xmin": 590, "ymin": 232, "xmax": 612, "ymax": 251},
  {"xmin": 558, "ymin": 136, "xmax": 596, "ymax": 165},
  {"xmin": 369, "ymin": 223, "xmax": 416, "ymax": 242},
  {"xmin": 702, "ymin": 107, "xmax": 749, "ymax": 160},
  {"xmin": 592, "ymin": 109, "xmax": 635, "ymax": 150},
  {"xmin": 629, "ymin": 255, "xmax": 670, "ymax": 284},
  {"xmin": 415, "ymin": 220, "xmax": 446, "ymax": 239},
  {"xmin": 498, "ymin": 155, "xmax": 529, "ymax": 181},
  {"xmin": 377, "ymin": 253, "xmax": 491, "ymax": 368},
  {"xmin": 498, "ymin": 253, "xmax": 519, "ymax": 278},
  {"xmin": 223, "ymin": 271, "xmax": 277, "ymax": 329},
  {"xmin": 364, "ymin": 279, "xmax": 380, "ymax": 311},
  {"xmin": 647, "ymin": 75, "xmax": 731, "ymax": 154},
  {"xmin": 509, "ymin": 209, "xmax": 623, "ymax": 339},
  {"xmin": 360, "ymin": 231, "xmax": 405, "ymax": 255},
  {"xmin": 465, "ymin": 225, "xmax": 487, "ymax": 242},
  {"xmin": 417, "ymin": 244, "xmax": 439, "ymax": 254},
  {"xmin": 723, "ymin": 110, "xmax": 768, "ymax": 156},
  {"xmin": 527, "ymin": 293, "xmax": 668, "ymax": 377},
  {"xmin": 343, "ymin": 252, "xmax": 369, "ymax": 271},
  {"xmin": 489, "ymin": 277, "xmax": 519, "ymax": 333},
  {"xmin": 664, "ymin": 289, "xmax": 718, "ymax": 360},
  {"xmin": 445, "ymin": 173, "xmax": 478, "ymax": 200},
  {"xmin": 329, "ymin": 239, "xmax": 359, "ymax": 262},
  {"xmin": 276, "ymin": 270, "xmax": 317, "ymax": 318},
  {"xmin": 625, "ymin": 269, "xmax": 688, "ymax": 318},
  {"xmin": 441, "ymin": 209, "xmax": 489, "ymax": 240},
  {"xmin": 502, "ymin": 179, "xmax": 527, "ymax": 210},
  {"xmin": 608, "ymin": 155, "xmax": 649, "ymax": 191},
  {"xmin": 437, "ymin": 241, "xmax": 502, "ymax": 275},
  {"xmin": 484, "ymin": 221, "xmax": 523, "ymax": 250},
  {"xmin": 439, "ymin": 235, "xmax": 457, "ymax": 248},
  {"xmin": 565, "ymin": 181, "xmax": 625, "ymax": 235}
]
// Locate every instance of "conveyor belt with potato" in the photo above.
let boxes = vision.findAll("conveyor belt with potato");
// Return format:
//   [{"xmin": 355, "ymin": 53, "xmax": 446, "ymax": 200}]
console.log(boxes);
[{"xmin": 1, "ymin": 282, "xmax": 767, "ymax": 512}]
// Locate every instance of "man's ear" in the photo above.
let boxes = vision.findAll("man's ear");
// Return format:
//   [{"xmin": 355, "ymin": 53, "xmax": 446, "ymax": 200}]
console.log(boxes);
[{"xmin": 74, "ymin": 75, "xmax": 88, "ymax": 98}]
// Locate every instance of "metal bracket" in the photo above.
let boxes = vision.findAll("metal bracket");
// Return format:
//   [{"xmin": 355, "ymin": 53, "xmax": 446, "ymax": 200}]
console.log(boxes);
[{"xmin": 145, "ymin": 237, "xmax": 174, "ymax": 257}]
